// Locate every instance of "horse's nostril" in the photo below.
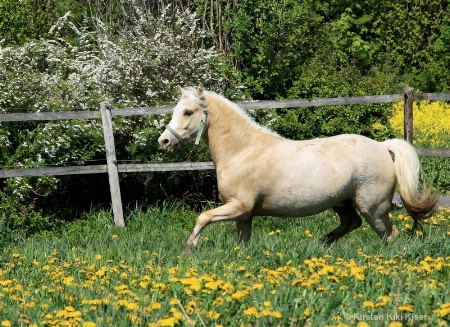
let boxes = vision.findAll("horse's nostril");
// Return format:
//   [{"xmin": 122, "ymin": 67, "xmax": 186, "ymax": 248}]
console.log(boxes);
[{"xmin": 162, "ymin": 139, "xmax": 170, "ymax": 145}]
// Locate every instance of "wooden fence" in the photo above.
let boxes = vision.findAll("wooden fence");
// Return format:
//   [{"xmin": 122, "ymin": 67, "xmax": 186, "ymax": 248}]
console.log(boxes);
[{"xmin": 1, "ymin": 88, "xmax": 449, "ymax": 225}]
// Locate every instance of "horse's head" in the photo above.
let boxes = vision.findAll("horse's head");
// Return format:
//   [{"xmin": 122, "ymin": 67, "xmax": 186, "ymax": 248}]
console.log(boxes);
[{"xmin": 158, "ymin": 84, "xmax": 207, "ymax": 152}]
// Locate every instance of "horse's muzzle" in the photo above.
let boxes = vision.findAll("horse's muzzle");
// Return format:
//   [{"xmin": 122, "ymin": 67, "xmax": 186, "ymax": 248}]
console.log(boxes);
[{"xmin": 158, "ymin": 130, "xmax": 181, "ymax": 152}]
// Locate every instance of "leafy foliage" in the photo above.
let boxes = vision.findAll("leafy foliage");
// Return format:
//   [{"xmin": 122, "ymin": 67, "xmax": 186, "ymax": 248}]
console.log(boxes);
[{"xmin": 0, "ymin": 3, "xmax": 232, "ymax": 234}]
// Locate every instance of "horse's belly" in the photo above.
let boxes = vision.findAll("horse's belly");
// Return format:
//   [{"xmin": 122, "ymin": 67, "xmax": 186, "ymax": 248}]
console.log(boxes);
[{"xmin": 253, "ymin": 190, "xmax": 348, "ymax": 217}]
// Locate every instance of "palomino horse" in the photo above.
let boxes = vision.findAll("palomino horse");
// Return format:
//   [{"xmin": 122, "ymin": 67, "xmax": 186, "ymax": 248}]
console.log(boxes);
[{"xmin": 158, "ymin": 85, "xmax": 438, "ymax": 254}]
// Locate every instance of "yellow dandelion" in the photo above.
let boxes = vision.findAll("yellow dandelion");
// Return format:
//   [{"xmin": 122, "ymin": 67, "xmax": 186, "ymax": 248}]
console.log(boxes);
[
  {"xmin": 328, "ymin": 275, "xmax": 339, "ymax": 283},
  {"xmin": 1, "ymin": 321, "xmax": 12, "ymax": 327},
  {"xmin": 207, "ymin": 311, "xmax": 221, "ymax": 320},
  {"xmin": 243, "ymin": 306, "xmax": 261, "ymax": 318},
  {"xmin": 150, "ymin": 302, "xmax": 161, "ymax": 310},
  {"xmin": 433, "ymin": 303, "xmax": 450, "ymax": 317},
  {"xmin": 169, "ymin": 308, "xmax": 183, "ymax": 320},
  {"xmin": 213, "ymin": 297, "xmax": 224, "ymax": 306},
  {"xmin": 157, "ymin": 317, "xmax": 177, "ymax": 327},
  {"xmin": 363, "ymin": 301, "xmax": 375, "ymax": 309},
  {"xmin": 351, "ymin": 266, "xmax": 365, "ymax": 280},
  {"xmin": 398, "ymin": 304, "xmax": 414, "ymax": 313},
  {"xmin": 388, "ymin": 322, "xmax": 403, "ymax": 327},
  {"xmin": 231, "ymin": 290, "xmax": 246, "ymax": 300},
  {"xmin": 376, "ymin": 295, "xmax": 390, "ymax": 307},
  {"xmin": 271, "ymin": 310, "xmax": 282, "ymax": 318},
  {"xmin": 220, "ymin": 282, "xmax": 234, "ymax": 293},
  {"xmin": 62, "ymin": 276, "xmax": 74, "ymax": 286},
  {"xmin": 205, "ymin": 280, "xmax": 222, "ymax": 290}
]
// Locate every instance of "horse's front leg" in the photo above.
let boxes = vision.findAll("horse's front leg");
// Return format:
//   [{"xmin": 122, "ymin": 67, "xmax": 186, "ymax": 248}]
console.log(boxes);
[{"xmin": 183, "ymin": 199, "xmax": 250, "ymax": 255}]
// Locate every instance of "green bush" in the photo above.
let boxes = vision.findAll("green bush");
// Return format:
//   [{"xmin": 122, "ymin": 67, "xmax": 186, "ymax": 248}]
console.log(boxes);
[{"xmin": 0, "ymin": 4, "xmax": 238, "ymax": 233}]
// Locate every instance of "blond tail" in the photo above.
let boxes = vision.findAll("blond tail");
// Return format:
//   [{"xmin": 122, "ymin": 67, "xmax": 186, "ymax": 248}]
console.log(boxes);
[{"xmin": 382, "ymin": 139, "xmax": 438, "ymax": 232}]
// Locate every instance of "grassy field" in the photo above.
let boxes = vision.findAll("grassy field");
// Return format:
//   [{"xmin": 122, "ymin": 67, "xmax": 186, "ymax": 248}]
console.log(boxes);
[{"xmin": 0, "ymin": 202, "xmax": 449, "ymax": 326}]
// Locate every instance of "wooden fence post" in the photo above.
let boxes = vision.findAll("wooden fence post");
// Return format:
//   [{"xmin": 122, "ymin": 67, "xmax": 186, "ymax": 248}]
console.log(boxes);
[
  {"xmin": 100, "ymin": 102, "xmax": 125, "ymax": 227},
  {"xmin": 403, "ymin": 86, "xmax": 414, "ymax": 144}
]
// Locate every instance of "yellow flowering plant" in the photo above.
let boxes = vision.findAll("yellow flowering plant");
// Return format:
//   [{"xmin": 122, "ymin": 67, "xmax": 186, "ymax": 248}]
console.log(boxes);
[
  {"xmin": 386, "ymin": 99, "xmax": 450, "ymax": 194},
  {"xmin": 389, "ymin": 100, "xmax": 450, "ymax": 148}
]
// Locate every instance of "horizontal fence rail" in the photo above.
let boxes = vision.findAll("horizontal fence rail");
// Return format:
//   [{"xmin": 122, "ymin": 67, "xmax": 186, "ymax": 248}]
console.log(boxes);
[
  {"xmin": 1, "ymin": 90, "xmax": 449, "ymax": 224},
  {"xmin": 0, "ymin": 162, "xmax": 216, "ymax": 179},
  {"xmin": 3, "ymin": 92, "xmax": 450, "ymax": 122}
]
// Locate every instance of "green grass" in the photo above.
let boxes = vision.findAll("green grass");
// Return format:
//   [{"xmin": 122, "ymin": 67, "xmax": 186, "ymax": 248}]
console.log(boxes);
[
  {"xmin": 420, "ymin": 156, "xmax": 450, "ymax": 195},
  {"xmin": 0, "ymin": 202, "xmax": 449, "ymax": 326}
]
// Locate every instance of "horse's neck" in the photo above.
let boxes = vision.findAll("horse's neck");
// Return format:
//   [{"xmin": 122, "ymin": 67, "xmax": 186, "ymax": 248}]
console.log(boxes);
[{"xmin": 204, "ymin": 93, "xmax": 272, "ymax": 163}]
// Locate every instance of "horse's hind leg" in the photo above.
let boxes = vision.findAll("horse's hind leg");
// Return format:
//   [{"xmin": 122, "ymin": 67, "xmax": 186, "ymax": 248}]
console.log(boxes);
[
  {"xmin": 320, "ymin": 200, "xmax": 362, "ymax": 245},
  {"xmin": 358, "ymin": 199, "xmax": 399, "ymax": 244},
  {"xmin": 236, "ymin": 218, "xmax": 253, "ymax": 244}
]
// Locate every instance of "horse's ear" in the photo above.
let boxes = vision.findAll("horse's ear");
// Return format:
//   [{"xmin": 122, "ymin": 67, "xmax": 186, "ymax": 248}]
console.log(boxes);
[
  {"xmin": 197, "ymin": 83, "xmax": 204, "ymax": 96},
  {"xmin": 178, "ymin": 86, "xmax": 186, "ymax": 94}
]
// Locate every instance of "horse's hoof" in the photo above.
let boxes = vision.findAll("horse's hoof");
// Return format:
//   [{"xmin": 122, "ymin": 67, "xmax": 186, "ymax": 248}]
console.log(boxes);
[
  {"xmin": 182, "ymin": 247, "xmax": 193, "ymax": 256},
  {"xmin": 319, "ymin": 233, "xmax": 335, "ymax": 246}
]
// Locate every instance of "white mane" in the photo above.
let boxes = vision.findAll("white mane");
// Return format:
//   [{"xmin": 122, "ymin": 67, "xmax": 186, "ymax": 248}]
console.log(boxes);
[{"xmin": 202, "ymin": 90, "xmax": 283, "ymax": 139}]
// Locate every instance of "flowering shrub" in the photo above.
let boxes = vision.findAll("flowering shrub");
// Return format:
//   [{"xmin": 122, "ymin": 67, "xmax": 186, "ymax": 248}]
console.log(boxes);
[
  {"xmin": 387, "ymin": 100, "xmax": 450, "ymax": 194},
  {"xmin": 0, "ymin": 1, "xmax": 240, "ymax": 233},
  {"xmin": 389, "ymin": 100, "xmax": 450, "ymax": 148}
]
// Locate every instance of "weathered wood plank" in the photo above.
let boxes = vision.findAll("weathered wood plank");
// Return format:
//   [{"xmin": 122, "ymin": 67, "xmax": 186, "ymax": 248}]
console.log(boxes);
[
  {"xmin": 0, "ymin": 165, "xmax": 108, "ymax": 178},
  {"xmin": 403, "ymin": 87, "xmax": 414, "ymax": 144},
  {"xmin": 111, "ymin": 106, "xmax": 173, "ymax": 117},
  {"xmin": 0, "ymin": 162, "xmax": 216, "ymax": 178},
  {"xmin": 2, "ymin": 147, "xmax": 448, "ymax": 179},
  {"xmin": 111, "ymin": 94, "xmax": 406, "ymax": 117},
  {"xmin": 238, "ymin": 94, "xmax": 405, "ymax": 110},
  {"xmin": 118, "ymin": 161, "xmax": 216, "ymax": 172},
  {"xmin": 1, "ymin": 92, "xmax": 448, "ymax": 121},
  {"xmin": 0, "ymin": 111, "xmax": 100, "ymax": 122},
  {"xmin": 416, "ymin": 147, "xmax": 450, "ymax": 157},
  {"xmin": 392, "ymin": 194, "xmax": 450, "ymax": 208},
  {"xmin": 101, "ymin": 102, "xmax": 125, "ymax": 227},
  {"xmin": 415, "ymin": 93, "xmax": 450, "ymax": 101}
]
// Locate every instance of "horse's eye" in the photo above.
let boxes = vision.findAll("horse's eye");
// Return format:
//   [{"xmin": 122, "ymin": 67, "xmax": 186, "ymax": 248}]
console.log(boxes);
[{"xmin": 184, "ymin": 109, "xmax": 194, "ymax": 116}]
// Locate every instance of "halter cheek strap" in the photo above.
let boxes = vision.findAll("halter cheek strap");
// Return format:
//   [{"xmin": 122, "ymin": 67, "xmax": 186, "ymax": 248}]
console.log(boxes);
[{"xmin": 166, "ymin": 101, "xmax": 207, "ymax": 145}]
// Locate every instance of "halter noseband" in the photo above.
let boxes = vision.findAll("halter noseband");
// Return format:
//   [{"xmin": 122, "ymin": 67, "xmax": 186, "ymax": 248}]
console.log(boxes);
[{"xmin": 166, "ymin": 96, "xmax": 207, "ymax": 145}]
